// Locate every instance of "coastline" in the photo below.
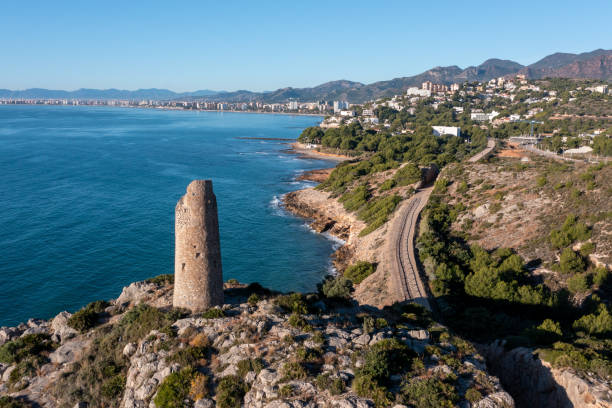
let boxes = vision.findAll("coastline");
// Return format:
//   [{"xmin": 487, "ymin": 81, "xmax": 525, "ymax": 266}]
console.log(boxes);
[{"xmin": 0, "ymin": 103, "xmax": 326, "ymax": 118}]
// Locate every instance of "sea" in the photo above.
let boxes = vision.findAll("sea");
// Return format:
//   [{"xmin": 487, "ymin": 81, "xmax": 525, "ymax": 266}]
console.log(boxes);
[{"xmin": 0, "ymin": 105, "xmax": 341, "ymax": 326}]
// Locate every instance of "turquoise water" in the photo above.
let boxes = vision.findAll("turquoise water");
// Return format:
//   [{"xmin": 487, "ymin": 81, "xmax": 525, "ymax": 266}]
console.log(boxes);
[{"xmin": 0, "ymin": 105, "xmax": 338, "ymax": 326}]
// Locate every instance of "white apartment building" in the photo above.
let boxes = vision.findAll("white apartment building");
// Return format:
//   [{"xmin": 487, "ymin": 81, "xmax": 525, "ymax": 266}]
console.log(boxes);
[
  {"xmin": 406, "ymin": 87, "xmax": 431, "ymax": 97},
  {"xmin": 333, "ymin": 100, "xmax": 349, "ymax": 113},
  {"xmin": 471, "ymin": 110, "xmax": 499, "ymax": 122},
  {"xmin": 432, "ymin": 126, "xmax": 461, "ymax": 137}
]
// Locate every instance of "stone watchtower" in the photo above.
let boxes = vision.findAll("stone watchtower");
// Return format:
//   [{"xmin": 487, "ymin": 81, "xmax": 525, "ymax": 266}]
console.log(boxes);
[{"xmin": 173, "ymin": 180, "xmax": 223, "ymax": 311}]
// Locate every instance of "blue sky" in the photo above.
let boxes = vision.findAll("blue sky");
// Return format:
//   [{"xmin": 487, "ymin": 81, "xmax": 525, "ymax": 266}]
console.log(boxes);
[{"xmin": 1, "ymin": 0, "xmax": 610, "ymax": 92}]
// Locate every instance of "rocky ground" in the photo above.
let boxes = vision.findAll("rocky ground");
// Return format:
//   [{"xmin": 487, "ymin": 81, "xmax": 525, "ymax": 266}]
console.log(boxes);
[
  {"xmin": 444, "ymin": 152, "xmax": 612, "ymax": 269},
  {"xmin": 0, "ymin": 278, "xmax": 515, "ymax": 408}
]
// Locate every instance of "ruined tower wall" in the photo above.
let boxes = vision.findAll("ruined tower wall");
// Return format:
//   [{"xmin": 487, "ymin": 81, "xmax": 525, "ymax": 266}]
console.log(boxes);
[{"xmin": 173, "ymin": 180, "xmax": 224, "ymax": 311}]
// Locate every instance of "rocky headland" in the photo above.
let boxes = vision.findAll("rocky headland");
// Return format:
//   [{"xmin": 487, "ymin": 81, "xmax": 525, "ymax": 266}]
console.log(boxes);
[{"xmin": 0, "ymin": 278, "xmax": 514, "ymax": 408}]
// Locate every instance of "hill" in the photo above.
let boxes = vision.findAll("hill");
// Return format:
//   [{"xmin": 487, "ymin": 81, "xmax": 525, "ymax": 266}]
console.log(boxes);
[
  {"xmin": 0, "ymin": 88, "xmax": 220, "ymax": 100},
  {"xmin": 2, "ymin": 49, "xmax": 610, "ymax": 103}
]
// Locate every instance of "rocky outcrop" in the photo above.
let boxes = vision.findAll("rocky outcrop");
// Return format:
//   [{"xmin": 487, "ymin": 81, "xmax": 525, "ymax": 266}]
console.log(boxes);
[
  {"xmin": 121, "ymin": 331, "xmax": 179, "ymax": 408},
  {"xmin": 283, "ymin": 190, "xmax": 353, "ymax": 241},
  {"xmin": 481, "ymin": 341, "xmax": 612, "ymax": 408},
  {"xmin": 0, "ymin": 279, "xmax": 514, "ymax": 408}
]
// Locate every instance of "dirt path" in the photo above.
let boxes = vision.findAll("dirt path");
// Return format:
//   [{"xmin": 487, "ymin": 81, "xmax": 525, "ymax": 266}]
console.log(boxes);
[
  {"xmin": 468, "ymin": 138, "xmax": 496, "ymax": 163},
  {"xmin": 386, "ymin": 187, "xmax": 433, "ymax": 310}
]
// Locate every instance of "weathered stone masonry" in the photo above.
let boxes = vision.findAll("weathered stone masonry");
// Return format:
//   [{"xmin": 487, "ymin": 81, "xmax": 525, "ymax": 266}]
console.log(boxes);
[{"xmin": 173, "ymin": 180, "xmax": 223, "ymax": 311}]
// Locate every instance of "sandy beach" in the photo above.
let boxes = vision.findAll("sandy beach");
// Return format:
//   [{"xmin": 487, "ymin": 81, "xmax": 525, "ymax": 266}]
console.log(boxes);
[{"xmin": 288, "ymin": 142, "xmax": 353, "ymax": 161}]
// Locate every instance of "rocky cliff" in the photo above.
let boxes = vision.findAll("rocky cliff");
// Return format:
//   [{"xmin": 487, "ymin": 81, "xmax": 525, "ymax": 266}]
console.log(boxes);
[
  {"xmin": 0, "ymin": 278, "xmax": 514, "ymax": 407},
  {"xmin": 481, "ymin": 342, "xmax": 612, "ymax": 408}
]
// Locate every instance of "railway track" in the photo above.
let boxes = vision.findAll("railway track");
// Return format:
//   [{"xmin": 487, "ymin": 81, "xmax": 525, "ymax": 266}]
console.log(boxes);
[{"xmin": 388, "ymin": 190, "xmax": 431, "ymax": 309}]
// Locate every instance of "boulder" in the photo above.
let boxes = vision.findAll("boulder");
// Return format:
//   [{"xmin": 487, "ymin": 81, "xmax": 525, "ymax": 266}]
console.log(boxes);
[
  {"xmin": 51, "ymin": 311, "xmax": 78, "ymax": 343},
  {"xmin": 123, "ymin": 342, "xmax": 137, "ymax": 357},
  {"xmin": 475, "ymin": 392, "xmax": 515, "ymax": 408},
  {"xmin": 116, "ymin": 281, "xmax": 157, "ymax": 306},
  {"xmin": 50, "ymin": 339, "xmax": 90, "ymax": 365},
  {"xmin": 194, "ymin": 399, "xmax": 214, "ymax": 408}
]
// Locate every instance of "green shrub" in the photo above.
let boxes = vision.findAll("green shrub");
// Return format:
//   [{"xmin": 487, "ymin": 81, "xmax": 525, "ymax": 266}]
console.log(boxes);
[
  {"xmin": 352, "ymin": 374, "xmax": 391, "ymax": 407},
  {"xmin": 379, "ymin": 179, "xmax": 396, "ymax": 192},
  {"xmin": 339, "ymin": 185, "xmax": 370, "ymax": 212},
  {"xmin": 288, "ymin": 313, "xmax": 308, "ymax": 329},
  {"xmin": 101, "ymin": 374, "xmax": 126, "ymax": 399},
  {"xmin": 295, "ymin": 346, "xmax": 322, "ymax": 363},
  {"xmin": 247, "ymin": 293, "xmax": 260, "ymax": 306},
  {"xmin": 531, "ymin": 319, "xmax": 563, "ymax": 344},
  {"xmin": 536, "ymin": 176, "xmax": 547, "ymax": 187},
  {"xmin": 359, "ymin": 339, "xmax": 415, "ymax": 383},
  {"xmin": 236, "ymin": 358, "xmax": 264, "ymax": 378},
  {"xmin": 489, "ymin": 202, "xmax": 502, "ymax": 213},
  {"xmin": 278, "ymin": 384, "xmax": 293, "ymax": 398},
  {"xmin": 0, "ymin": 397, "xmax": 32, "ymax": 408},
  {"xmin": 394, "ymin": 163, "xmax": 421, "ymax": 186},
  {"xmin": 358, "ymin": 194, "xmax": 402, "ymax": 236},
  {"xmin": 457, "ymin": 181, "xmax": 469, "ymax": 194},
  {"xmin": 579, "ymin": 242, "xmax": 595, "ymax": 257},
  {"xmin": 580, "ymin": 171, "xmax": 595, "ymax": 182},
  {"xmin": 146, "ymin": 274, "xmax": 174, "ymax": 285},
  {"xmin": 311, "ymin": 331, "xmax": 325, "ymax": 345},
  {"xmin": 274, "ymin": 293, "xmax": 308, "ymax": 314},
  {"xmin": 0, "ymin": 334, "xmax": 55, "ymax": 365},
  {"xmin": 298, "ymin": 127, "xmax": 324, "ymax": 144},
  {"xmin": 68, "ymin": 300, "xmax": 110, "ymax": 333},
  {"xmin": 344, "ymin": 261, "xmax": 376, "ymax": 284},
  {"xmin": 434, "ymin": 178, "xmax": 450, "ymax": 194},
  {"xmin": 567, "ymin": 274, "xmax": 589, "ymax": 294},
  {"xmin": 375, "ymin": 318, "xmax": 389, "ymax": 329},
  {"xmin": 216, "ymin": 375, "xmax": 249, "ymax": 408},
  {"xmin": 465, "ymin": 387, "xmax": 482, "ymax": 403},
  {"xmin": 119, "ymin": 304, "xmax": 186, "ymax": 344},
  {"xmin": 593, "ymin": 267, "xmax": 610, "ymax": 287},
  {"xmin": 559, "ymin": 248, "xmax": 586, "ymax": 274},
  {"xmin": 202, "ymin": 307, "xmax": 225, "ymax": 319},
  {"xmin": 320, "ymin": 276, "xmax": 353, "ymax": 299},
  {"xmin": 315, "ymin": 373, "xmax": 344, "ymax": 395},
  {"xmin": 550, "ymin": 215, "xmax": 591, "ymax": 248},
  {"xmin": 399, "ymin": 377, "xmax": 458, "ymax": 408},
  {"xmin": 154, "ymin": 367, "xmax": 196, "ymax": 408},
  {"xmin": 280, "ymin": 362, "xmax": 307, "ymax": 381},
  {"xmin": 572, "ymin": 307, "xmax": 612, "ymax": 335},
  {"xmin": 168, "ymin": 346, "xmax": 207, "ymax": 367}
]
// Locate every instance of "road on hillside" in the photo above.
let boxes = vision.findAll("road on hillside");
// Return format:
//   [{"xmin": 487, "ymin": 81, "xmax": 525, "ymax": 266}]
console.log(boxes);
[
  {"xmin": 386, "ymin": 187, "xmax": 433, "ymax": 310},
  {"xmin": 468, "ymin": 138, "xmax": 496, "ymax": 163},
  {"xmin": 522, "ymin": 144, "xmax": 611, "ymax": 164}
]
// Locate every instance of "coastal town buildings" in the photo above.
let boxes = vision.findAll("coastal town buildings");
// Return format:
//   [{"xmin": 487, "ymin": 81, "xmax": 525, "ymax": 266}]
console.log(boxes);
[
  {"xmin": 333, "ymin": 100, "xmax": 349, "ymax": 113},
  {"xmin": 406, "ymin": 87, "xmax": 431, "ymax": 97}
]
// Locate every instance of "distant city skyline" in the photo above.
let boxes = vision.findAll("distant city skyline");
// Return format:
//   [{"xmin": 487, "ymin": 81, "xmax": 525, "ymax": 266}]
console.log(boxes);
[{"xmin": 1, "ymin": 0, "xmax": 611, "ymax": 92}]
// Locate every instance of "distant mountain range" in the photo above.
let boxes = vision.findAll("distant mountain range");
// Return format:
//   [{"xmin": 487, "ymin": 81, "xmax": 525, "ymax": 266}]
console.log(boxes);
[
  {"xmin": 2, "ymin": 49, "xmax": 611, "ymax": 103},
  {"xmin": 0, "ymin": 88, "xmax": 220, "ymax": 101}
]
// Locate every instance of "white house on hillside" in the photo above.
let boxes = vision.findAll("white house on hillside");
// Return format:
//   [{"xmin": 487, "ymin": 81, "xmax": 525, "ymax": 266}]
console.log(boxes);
[{"xmin": 432, "ymin": 126, "xmax": 461, "ymax": 137}]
